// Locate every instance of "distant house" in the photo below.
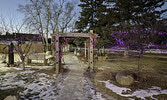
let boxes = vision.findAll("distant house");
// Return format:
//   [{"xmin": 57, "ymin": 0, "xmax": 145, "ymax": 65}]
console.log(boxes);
[
  {"xmin": 0, "ymin": 32, "xmax": 42, "ymax": 42},
  {"xmin": 0, "ymin": 32, "xmax": 53, "ymax": 45}
]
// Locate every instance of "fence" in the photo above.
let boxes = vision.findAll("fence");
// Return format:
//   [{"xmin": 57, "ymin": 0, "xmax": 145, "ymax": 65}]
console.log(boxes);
[{"xmin": 0, "ymin": 44, "xmax": 49, "ymax": 54}]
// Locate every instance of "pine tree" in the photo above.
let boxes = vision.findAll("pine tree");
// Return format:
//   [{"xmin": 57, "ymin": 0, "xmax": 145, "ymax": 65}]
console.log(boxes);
[
  {"xmin": 133, "ymin": 0, "xmax": 167, "ymax": 30},
  {"xmin": 75, "ymin": 0, "xmax": 106, "ymax": 32},
  {"xmin": 110, "ymin": 0, "xmax": 167, "ymax": 30}
]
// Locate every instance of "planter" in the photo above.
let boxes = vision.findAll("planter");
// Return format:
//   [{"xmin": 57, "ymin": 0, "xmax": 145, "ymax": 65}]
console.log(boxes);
[{"xmin": 98, "ymin": 56, "xmax": 107, "ymax": 61}]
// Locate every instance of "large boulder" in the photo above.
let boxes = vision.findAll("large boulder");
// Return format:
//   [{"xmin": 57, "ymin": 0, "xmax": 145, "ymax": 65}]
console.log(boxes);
[
  {"xmin": 116, "ymin": 71, "xmax": 136, "ymax": 86},
  {"xmin": 4, "ymin": 96, "xmax": 17, "ymax": 100}
]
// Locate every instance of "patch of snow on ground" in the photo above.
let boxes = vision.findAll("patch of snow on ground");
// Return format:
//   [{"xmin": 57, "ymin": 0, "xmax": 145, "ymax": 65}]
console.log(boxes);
[
  {"xmin": 98, "ymin": 67, "xmax": 104, "ymax": 70},
  {"xmin": 72, "ymin": 56, "xmax": 78, "ymax": 60},
  {"xmin": 131, "ymin": 86, "xmax": 167, "ymax": 100},
  {"xmin": 0, "ymin": 69, "xmax": 57, "ymax": 99},
  {"xmin": 99, "ymin": 80, "xmax": 131, "ymax": 97},
  {"xmin": 83, "ymin": 79, "xmax": 106, "ymax": 100},
  {"xmin": 26, "ymin": 65, "xmax": 52, "ymax": 69},
  {"xmin": 0, "ymin": 66, "xmax": 22, "ymax": 72},
  {"xmin": 0, "ymin": 72, "xmax": 25, "ymax": 90},
  {"xmin": 99, "ymin": 80, "xmax": 167, "ymax": 100},
  {"xmin": 19, "ymin": 70, "xmax": 35, "ymax": 75},
  {"xmin": 19, "ymin": 72, "xmax": 57, "ymax": 99}
]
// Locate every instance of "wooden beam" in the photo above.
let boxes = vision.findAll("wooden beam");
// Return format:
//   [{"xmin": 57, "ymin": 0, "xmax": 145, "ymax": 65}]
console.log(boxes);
[
  {"xmin": 51, "ymin": 33, "xmax": 90, "ymax": 38},
  {"xmin": 85, "ymin": 42, "xmax": 86, "ymax": 58}
]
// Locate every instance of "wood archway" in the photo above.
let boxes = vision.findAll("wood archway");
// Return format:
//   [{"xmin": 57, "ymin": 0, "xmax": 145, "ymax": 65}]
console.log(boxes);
[{"xmin": 51, "ymin": 30, "xmax": 97, "ymax": 74}]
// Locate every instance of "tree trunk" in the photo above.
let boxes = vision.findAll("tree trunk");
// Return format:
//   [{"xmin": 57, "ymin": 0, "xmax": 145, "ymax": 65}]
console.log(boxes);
[
  {"xmin": 124, "ymin": 49, "xmax": 129, "ymax": 57},
  {"xmin": 21, "ymin": 57, "xmax": 25, "ymax": 70},
  {"xmin": 22, "ymin": 61, "xmax": 25, "ymax": 70},
  {"xmin": 137, "ymin": 54, "xmax": 141, "ymax": 74},
  {"xmin": 45, "ymin": 38, "xmax": 49, "ymax": 51},
  {"xmin": 137, "ymin": 49, "xmax": 144, "ymax": 77},
  {"xmin": 8, "ymin": 42, "xmax": 14, "ymax": 66}
]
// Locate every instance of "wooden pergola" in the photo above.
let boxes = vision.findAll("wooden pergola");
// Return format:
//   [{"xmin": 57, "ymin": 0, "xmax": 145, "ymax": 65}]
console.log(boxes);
[{"xmin": 51, "ymin": 30, "xmax": 97, "ymax": 74}]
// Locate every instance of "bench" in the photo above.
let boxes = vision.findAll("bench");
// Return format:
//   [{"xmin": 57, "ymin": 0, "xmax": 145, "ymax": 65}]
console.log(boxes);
[{"xmin": 27, "ymin": 53, "xmax": 48, "ymax": 65}]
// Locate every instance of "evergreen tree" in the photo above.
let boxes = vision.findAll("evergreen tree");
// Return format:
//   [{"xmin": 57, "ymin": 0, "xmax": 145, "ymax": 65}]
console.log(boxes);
[
  {"xmin": 110, "ymin": 0, "xmax": 167, "ymax": 30},
  {"xmin": 133, "ymin": 0, "xmax": 167, "ymax": 30},
  {"xmin": 75, "ymin": 0, "xmax": 106, "ymax": 32},
  {"xmin": 75, "ymin": 0, "xmax": 167, "ymax": 47}
]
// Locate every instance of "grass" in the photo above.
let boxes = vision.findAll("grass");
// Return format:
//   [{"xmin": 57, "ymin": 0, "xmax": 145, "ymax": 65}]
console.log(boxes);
[{"xmin": 94, "ymin": 53, "xmax": 167, "ymax": 99}]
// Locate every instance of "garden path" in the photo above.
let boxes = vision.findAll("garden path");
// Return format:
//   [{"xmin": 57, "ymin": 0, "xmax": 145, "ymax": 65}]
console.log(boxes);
[{"xmin": 55, "ymin": 53, "xmax": 106, "ymax": 100}]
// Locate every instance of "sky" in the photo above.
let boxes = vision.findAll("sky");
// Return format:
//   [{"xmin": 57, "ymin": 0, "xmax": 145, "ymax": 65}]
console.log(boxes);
[
  {"xmin": 0, "ymin": 0, "xmax": 26, "ymax": 20},
  {"xmin": 0, "ymin": 0, "xmax": 166, "ymax": 33}
]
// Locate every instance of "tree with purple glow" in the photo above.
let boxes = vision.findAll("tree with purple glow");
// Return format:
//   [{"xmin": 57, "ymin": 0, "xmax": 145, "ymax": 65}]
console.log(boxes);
[
  {"xmin": 111, "ymin": 29, "xmax": 167, "ymax": 74},
  {"xmin": 0, "ymin": 34, "xmax": 41, "ymax": 70}
]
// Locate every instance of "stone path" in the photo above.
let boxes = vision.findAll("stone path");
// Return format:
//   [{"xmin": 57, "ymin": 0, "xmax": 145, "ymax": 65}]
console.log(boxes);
[{"xmin": 55, "ymin": 53, "xmax": 106, "ymax": 100}]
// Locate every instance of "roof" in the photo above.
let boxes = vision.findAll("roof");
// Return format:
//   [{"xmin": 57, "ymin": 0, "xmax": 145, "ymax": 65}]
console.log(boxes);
[{"xmin": 0, "ymin": 33, "xmax": 42, "ymax": 41}]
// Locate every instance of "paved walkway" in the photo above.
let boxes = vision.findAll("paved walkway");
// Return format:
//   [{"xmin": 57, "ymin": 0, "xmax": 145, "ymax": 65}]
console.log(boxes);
[{"xmin": 55, "ymin": 53, "xmax": 105, "ymax": 100}]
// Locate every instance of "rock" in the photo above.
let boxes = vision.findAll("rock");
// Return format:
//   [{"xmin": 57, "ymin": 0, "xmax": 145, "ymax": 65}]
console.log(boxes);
[
  {"xmin": 46, "ymin": 51, "xmax": 51, "ymax": 56},
  {"xmin": 116, "ymin": 71, "xmax": 136, "ymax": 86},
  {"xmin": 4, "ymin": 96, "xmax": 17, "ymax": 100}
]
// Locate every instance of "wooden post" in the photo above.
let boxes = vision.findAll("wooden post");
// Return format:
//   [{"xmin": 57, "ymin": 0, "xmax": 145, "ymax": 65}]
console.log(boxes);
[
  {"xmin": 55, "ymin": 29, "xmax": 60, "ymax": 74},
  {"xmin": 85, "ymin": 42, "xmax": 86, "ymax": 58},
  {"xmin": 102, "ymin": 46, "xmax": 104, "ymax": 54},
  {"xmin": 89, "ymin": 30, "xmax": 94, "ymax": 72},
  {"xmin": 88, "ymin": 44, "xmax": 90, "ymax": 66}
]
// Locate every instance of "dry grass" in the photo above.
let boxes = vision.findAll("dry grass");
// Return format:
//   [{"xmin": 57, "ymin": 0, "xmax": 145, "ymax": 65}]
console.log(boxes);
[
  {"xmin": 0, "ymin": 44, "xmax": 44, "ymax": 54},
  {"xmin": 94, "ymin": 54, "xmax": 167, "ymax": 99}
]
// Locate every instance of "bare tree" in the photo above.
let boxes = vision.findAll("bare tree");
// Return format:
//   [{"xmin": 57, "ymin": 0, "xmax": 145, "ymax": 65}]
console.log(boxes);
[
  {"xmin": 13, "ymin": 35, "xmax": 41, "ymax": 70},
  {"xmin": 50, "ymin": 0, "xmax": 64, "ymax": 33},
  {"xmin": 58, "ymin": 1, "xmax": 76, "ymax": 33},
  {"xmin": 0, "ymin": 13, "xmax": 26, "ymax": 34},
  {"xmin": 18, "ymin": 0, "xmax": 77, "ymax": 51},
  {"xmin": 0, "ymin": 14, "xmax": 9, "ymax": 34},
  {"xmin": 14, "ymin": 40, "xmax": 32, "ymax": 70}
]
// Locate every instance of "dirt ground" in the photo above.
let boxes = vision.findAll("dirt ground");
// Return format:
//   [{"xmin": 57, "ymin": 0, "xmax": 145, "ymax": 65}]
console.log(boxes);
[
  {"xmin": 94, "ymin": 53, "xmax": 167, "ymax": 100},
  {"xmin": 1, "ymin": 52, "xmax": 167, "ymax": 99},
  {"xmin": 0, "ymin": 53, "xmax": 110, "ymax": 100}
]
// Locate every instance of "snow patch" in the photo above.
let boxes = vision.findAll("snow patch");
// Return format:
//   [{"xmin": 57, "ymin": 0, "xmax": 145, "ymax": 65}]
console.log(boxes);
[
  {"xmin": 0, "ymin": 69, "xmax": 57, "ymax": 99},
  {"xmin": 0, "ymin": 66, "xmax": 21, "ymax": 72},
  {"xmin": 26, "ymin": 65, "xmax": 51, "ymax": 69},
  {"xmin": 132, "ymin": 86, "xmax": 167, "ymax": 100},
  {"xmin": 99, "ymin": 80, "xmax": 131, "ymax": 97},
  {"xmin": 83, "ymin": 79, "xmax": 106, "ymax": 100},
  {"xmin": 20, "ymin": 72, "xmax": 57, "ymax": 99},
  {"xmin": 98, "ymin": 67, "xmax": 104, "ymax": 70},
  {"xmin": 99, "ymin": 80, "xmax": 167, "ymax": 100},
  {"xmin": 72, "ymin": 56, "xmax": 78, "ymax": 60},
  {"xmin": 0, "ymin": 72, "xmax": 25, "ymax": 90}
]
